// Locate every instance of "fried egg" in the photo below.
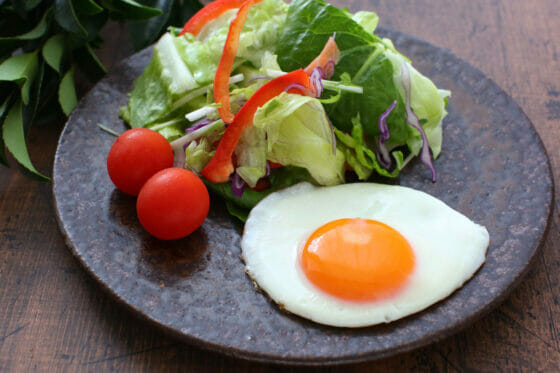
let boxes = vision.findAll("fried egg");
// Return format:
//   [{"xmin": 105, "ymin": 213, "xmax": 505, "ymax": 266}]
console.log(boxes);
[{"xmin": 241, "ymin": 182, "xmax": 489, "ymax": 327}]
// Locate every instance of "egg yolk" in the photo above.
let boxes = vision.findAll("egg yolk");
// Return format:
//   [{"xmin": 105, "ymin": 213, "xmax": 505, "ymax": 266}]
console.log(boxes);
[{"xmin": 300, "ymin": 218, "xmax": 415, "ymax": 302}]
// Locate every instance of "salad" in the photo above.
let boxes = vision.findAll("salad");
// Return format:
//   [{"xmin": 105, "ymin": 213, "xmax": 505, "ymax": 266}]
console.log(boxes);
[{"xmin": 120, "ymin": 0, "xmax": 450, "ymax": 221}]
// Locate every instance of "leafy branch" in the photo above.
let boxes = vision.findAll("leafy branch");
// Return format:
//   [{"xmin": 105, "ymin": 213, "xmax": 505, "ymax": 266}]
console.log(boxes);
[{"xmin": 0, "ymin": 0, "xmax": 202, "ymax": 180}]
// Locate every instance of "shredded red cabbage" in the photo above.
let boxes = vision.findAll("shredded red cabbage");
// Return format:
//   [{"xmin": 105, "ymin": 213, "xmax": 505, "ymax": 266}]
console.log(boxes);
[
  {"xmin": 401, "ymin": 61, "xmax": 437, "ymax": 182},
  {"xmin": 321, "ymin": 60, "xmax": 336, "ymax": 79},
  {"xmin": 376, "ymin": 100, "xmax": 397, "ymax": 169},
  {"xmin": 186, "ymin": 118, "xmax": 212, "ymax": 133},
  {"xmin": 265, "ymin": 161, "xmax": 271, "ymax": 177},
  {"xmin": 231, "ymin": 172, "xmax": 246, "ymax": 198},
  {"xmin": 284, "ymin": 69, "xmax": 324, "ymax": 98},
  {"xmin": 310, "ymin": 67, "xmax": 324, "ymax": 97},
  {"xmin": 284, "ymin": 82, "xmax": 315, "ymax": 96}
]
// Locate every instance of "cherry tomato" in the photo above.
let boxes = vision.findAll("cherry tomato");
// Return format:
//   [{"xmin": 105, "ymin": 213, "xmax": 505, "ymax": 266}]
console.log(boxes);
[
  {"xmin": 107, "ymin": 128, "xmax": 173, "ymax": 196},
  {"xmin": 136, "ymin": 168, "xmax": 210, "ymax": 240}
]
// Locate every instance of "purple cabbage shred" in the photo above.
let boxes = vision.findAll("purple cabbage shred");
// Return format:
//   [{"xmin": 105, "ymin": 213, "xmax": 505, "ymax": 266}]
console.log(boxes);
[
  {"xmin": 376, "ymin": 100, "xmax": 397, "ymax": 169},
  {"xmin": 401, "ymin": 61, "xmax": 437, "ymax": 182},
  {"xmin": 231, "ymin": 172, "xmax": 246, "ymax": 198},
  {"xmin": 284, "ymin": 82, "xmax": 314, "ymax": 96},
  {"xmin": 186, "ymin": 118, "xmax": 212, "ymax": 133},
  {"xmin": 310, "ymin": 67, "xmax": 324, "ymax": 97}
]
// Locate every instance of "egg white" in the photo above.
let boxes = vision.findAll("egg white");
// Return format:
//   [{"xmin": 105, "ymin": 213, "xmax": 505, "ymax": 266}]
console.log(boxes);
[{"xmin": 241, "ymin": 182, "xmax": 489, "ymax": 327}]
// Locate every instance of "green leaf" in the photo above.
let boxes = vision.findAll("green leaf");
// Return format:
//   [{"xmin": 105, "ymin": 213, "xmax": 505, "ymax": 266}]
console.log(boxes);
[
  {"xmin": 74, "ymin": 0, "xmax": 103, "ymax": 15},
  {"xmin": 58, "ymin": 68, "xmax": 77, "ymax": 115},
  {"xmin": 0, "ymin": 51, "xmax": 39, "ymax": 105},
  {"xmin": 25, "ymin": 0, "xmax": 43, "ymax": 11},
  {"xmin": 0, "ymin": 8, "xmax": 51, "ymax": 43},
  {"xmin": 225, "ymin": 200, "xmax": 249, "ymax": 222},
  {"xmin": 204, "ymin": 166, "xmax": 313, "ymax": 213},
  {"xmin": 74, "ymin": 43, "xmax": 106, "ymax": 82},
  {"xmin": 0, "ymin": 94, "xmax": 15, "ymax": 166},
  {"xmin": 326, "ymin": 44, "xmax": 409, "ymax": 142},
  {"xmin": 55, "ymin": 0, "xmax": 88, "ymax": 36},
  {"xmin": 127, "ymin": 0, "xmax": 173, "ymax": 51},
  {"xmin": 2, "ymin": 100, "xmax": 50, "ymax": 181},
  {"xmin": 23, "ymin": 60, "xmax": 44, "ymax": 129},
  {"xmin": 62, "ymin": 8, "xmax": 107, "ymax": 47},
  {"xmin": 42, "ymin": 34, "xmax": 66, "ymax": 73},
  {"xmin": 101, "ymin": 0, "xmax": 162, "ymax": 20},
  {"xmin": 78, "ymin": 10, "xmax": 109, "ymax": 44},
  {"xmin": 276, "ymin": 0, "xmax": 378, "ymax": 71}
]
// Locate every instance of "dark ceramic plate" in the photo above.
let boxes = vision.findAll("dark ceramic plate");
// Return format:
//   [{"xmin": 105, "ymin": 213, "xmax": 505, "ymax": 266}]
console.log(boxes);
[{"xmin": 52, "ymin": 28, "xmax": 553, "ymax": 365}]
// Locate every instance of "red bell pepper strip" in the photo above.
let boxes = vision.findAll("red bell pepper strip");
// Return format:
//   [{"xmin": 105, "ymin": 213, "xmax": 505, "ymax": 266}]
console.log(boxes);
[
  {"xmin": 214, "ymin": 0, "xmax": 262, "ymax": 124},
  {"xmin": 178, "ymin": 0, "xmax": 248, "ymax": 36},
  {"xmin": 304, "ymin": 36, "xmax": 340, "ymax": 79},
  {"xmin": 201, "ymin": 69, "xmax": 311, "ymax": 183}
]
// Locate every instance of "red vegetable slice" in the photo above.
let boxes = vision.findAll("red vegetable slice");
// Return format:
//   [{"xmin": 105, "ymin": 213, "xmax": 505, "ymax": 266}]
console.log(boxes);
[
  {"xmin": 201, "ymin": 69, "xmax": 311, "ymax": 183},
  {"xmin": 214, "ymin": 0, "xmax": 262, "ymax": 123},
  {"xmin": 304, "ymin": 36, "xmax": 340, "ymax": 79},
  {"xmin": 178, "ymin": 0, "xmax": 248, "ymax": 36}
]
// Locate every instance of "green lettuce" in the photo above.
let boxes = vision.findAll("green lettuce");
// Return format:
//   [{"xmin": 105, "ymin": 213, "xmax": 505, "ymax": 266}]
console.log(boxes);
[
  {"xmin": 122, "ymin": 0, "xmax": 288, "ymax": 128},
  {"xmin": 326, "ymin": 44, "xmax": 410, "ymax": 143},
  {"xmin": 276, "ymin": 0, "xmax": 379, "ymax": 71},
  {"xmin": 252, "ymin": 92, "xmax": 346, "ymax": 186},
  {"xmin": 334, "ymin": 115, "xmax": 402, "ymax": 180},
  {"xmin": 185, "ymin": 137, "xmax": 215, "ymax": 172},
  {"xmin": 352, "ymin": 11, "xmax": 379, "ymax": 34},
  {"xmin": 384, "ymin": 49, "xmax": 451, "ymax": 158},
  {"xmin": 123, "ymin": 53, "xmax": 173, "ymax": 128},
  {"xmin": 205, "ymin": 166, "xmax": 314, "ymax": 221},
  {"xmin": 276, "ymin": 0, "xmax": 449, "ymax": 176},
  {"xmin": 234, "ymin": 125, "xmax": 267, "ymax": 188}
]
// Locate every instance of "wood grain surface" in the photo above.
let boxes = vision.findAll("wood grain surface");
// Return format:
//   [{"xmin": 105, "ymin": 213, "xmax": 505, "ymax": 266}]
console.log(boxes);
[{"xmin": 1, "ymin": 0, "xmax": 559, "ymax": 371}]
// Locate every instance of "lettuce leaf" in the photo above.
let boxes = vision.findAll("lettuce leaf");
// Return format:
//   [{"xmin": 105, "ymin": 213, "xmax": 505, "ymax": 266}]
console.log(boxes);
[
  {"xmin": 205, "ymin": 166, "xmax": 314, "ymax": 222},
  {"xmin": 276, "ymin": 0, "xmax": 449, "ymax": 174},
  {"xmin": 124, "ymin": 54, "xmax": 173, "ymax": 128},
  {"xmin": 326, "ymin": 44, "xmax": 409, "ymax": 144},
  {"xmin": 276, "ymin": 0, "xmax": 378, "ymax": 71},
  {"xmin": 185, "ymin": 137, "xmax": 215, "ymax": 172},
  {"xmin": 123, "ymin": 0, "xmax": 287, "ymax": 128},
  {"xmin": 253, "ymin": 92, "xmax": 346, "ymax": 186},
  {"xmin": 352, "ymin": 11, "xmax": 379, "ymax": 34},
  {"xmin": 234, "ymin": 124, "xmax": 267, "ymax": 187},
  {"xmin": 384, "ymin": 49, "xmax": 450, "ymax": 158},
  {"xmin": 334, "ymin": 115, "xmax": 401, "ymax": 180}
]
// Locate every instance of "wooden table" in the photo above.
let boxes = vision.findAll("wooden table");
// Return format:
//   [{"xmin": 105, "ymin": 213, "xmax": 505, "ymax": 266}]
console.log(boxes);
[{"xmin": 1, "ymin": 0, "xmax": 559, "ymax": 371}]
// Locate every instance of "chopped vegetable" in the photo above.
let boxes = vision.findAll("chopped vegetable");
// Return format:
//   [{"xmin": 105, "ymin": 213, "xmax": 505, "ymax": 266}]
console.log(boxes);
[
  {"xmin": 214, "ymin": 0, "xmax": 263, "ymax": 123},
  {"xmin": 304, "ymin": 36, "xmax": 340, "ymax": 79},
  {"xmin": 120, "ymin": 0, "xmax": 452, "ymax": 223},
  {"xmin": 252, "ymin": 92, "xmax": 345, "ymax": 185},
  {"xmin": 201, "ymin": 69, "xmax": 311, "ymax": 183},
  {"xmin": 376, "ymin": 100, "xmax": 397, "ymax": 169},
  {"xmin": 400, "ymin": 61, "xmax": 436, "ymax": 182},
  {"xmin": 179, "ymin": 0, "xmax": 249, "ymax": 36}
]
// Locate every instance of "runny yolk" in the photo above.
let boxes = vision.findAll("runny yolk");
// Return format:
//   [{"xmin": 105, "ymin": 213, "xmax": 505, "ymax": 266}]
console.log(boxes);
[{"xmin": 300, "ymin": 218, "xmax": 415, "ymax": 302}]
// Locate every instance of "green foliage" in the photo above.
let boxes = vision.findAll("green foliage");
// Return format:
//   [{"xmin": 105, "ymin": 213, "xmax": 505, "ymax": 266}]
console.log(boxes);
[
  {"xmin": 0, "ymin": 0, "xmax": 202, "ymax": 180},
  {"xmin": 205, "ymin": 166, "xmax": 314, "ymax": 222}
]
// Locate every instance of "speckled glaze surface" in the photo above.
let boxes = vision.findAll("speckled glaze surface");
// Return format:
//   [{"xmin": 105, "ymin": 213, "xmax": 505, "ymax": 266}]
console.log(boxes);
[{"xmin": 52, "ymin": 29, "xmax": 553, "ymax": 365}]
